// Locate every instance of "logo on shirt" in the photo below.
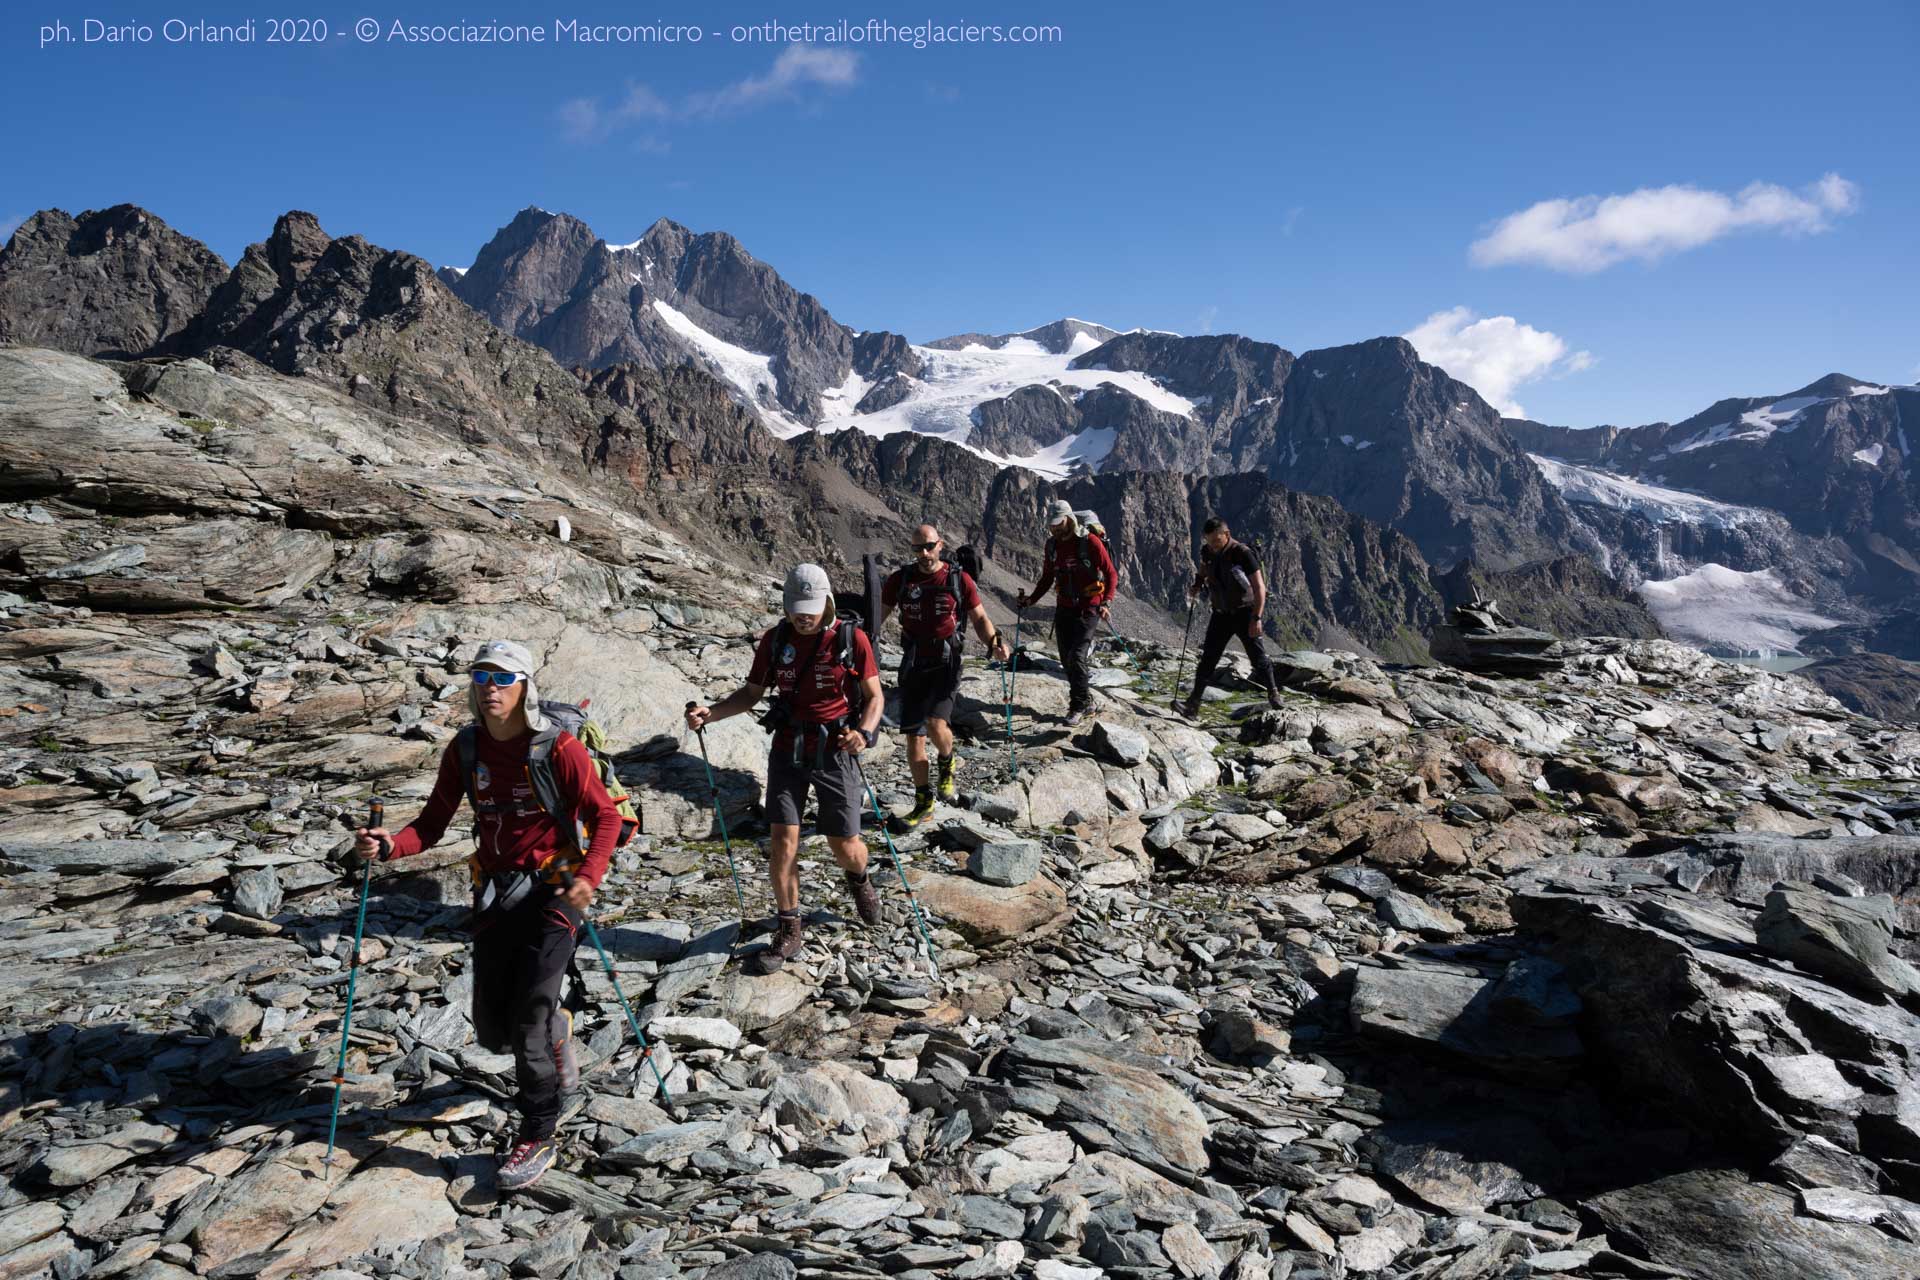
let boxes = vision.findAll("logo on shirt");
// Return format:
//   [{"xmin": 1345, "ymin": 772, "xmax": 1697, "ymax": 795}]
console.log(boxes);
[
  {"xmin": 474, "ymin": 762, "xmax": 492, "ymax": 793},
  {"xmin": 908, "ymin": 585, "xmax": 923, "ymax": 600},
  {"xmin": 780, "ymin": 643, "xmax": 797, "ymax": 666}
]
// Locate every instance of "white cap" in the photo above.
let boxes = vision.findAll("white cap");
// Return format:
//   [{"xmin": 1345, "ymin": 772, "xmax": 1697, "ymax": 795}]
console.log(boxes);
[{"xmin": 1045, "ymin": 498, "xmax": 1075, "ymax": 528}]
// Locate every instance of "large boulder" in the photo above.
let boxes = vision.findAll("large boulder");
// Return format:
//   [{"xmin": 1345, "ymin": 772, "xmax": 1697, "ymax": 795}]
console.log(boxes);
[
  {"xmin": 994, "ymin": 1036, "xmax": 1211, "ymax": 1176},
  {"xmin": 912, "ymin": 870, "xmax": 1072, "ymax": 946},
  {"xmin": 1513, "ymin": 862, "xmax": 1920, "ymax": 1191}
]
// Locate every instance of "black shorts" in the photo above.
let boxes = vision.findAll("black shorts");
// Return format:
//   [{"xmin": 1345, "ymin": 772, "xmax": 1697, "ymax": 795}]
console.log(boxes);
[
  {"xmin": 898, "ymin": 647, "xmax": 963, "ymax": 736},
  {"xmin": 765, "ymin": 741, "xmax": 865, "ymax": 838}
]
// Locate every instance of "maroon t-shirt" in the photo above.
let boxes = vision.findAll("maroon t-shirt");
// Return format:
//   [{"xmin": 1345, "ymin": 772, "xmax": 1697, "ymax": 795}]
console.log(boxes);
[
  {"xmin": 748, "ymin": 620, "xmax": 879, "ymax": 725},
  {"xmin": 882, "ymin": 565, "xmax": 981, "ymax": 641}
]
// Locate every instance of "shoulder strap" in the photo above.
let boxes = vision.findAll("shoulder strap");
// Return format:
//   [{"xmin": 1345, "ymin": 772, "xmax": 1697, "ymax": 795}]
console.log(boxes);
[
  {"xmin": 944, "ymin": 564, "xmax": 964, "ymax": 616},
  {"xmin": 456, "ymin": 726, "xmax": 481, "ymax": 810}
]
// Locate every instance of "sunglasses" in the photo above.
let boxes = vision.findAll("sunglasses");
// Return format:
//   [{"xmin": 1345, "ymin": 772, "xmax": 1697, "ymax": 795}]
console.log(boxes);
[
  {"xmin": 470, "ymin": 670, "xmax": 525, "ymax": 686},
  {"xmin": 913, "ymin": 541, "xmax": 940, "ymax": 552}
]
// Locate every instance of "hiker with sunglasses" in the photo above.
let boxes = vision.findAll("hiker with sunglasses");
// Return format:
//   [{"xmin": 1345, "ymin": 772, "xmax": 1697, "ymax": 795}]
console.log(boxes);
[
  {"xmin": 879, "ymin": 525, "xmax": 1010, "ymax": 827},
  {"xmin": 349, "ymin": 639, "xmax": 621, "ymax": 1192},
  {"xmin": 1014, "ymin": 499, "xmax": 1117, "ymax": 728},
  {"xmin": 684, "ymin": 564, "xmax": 886, "ymax": 974}
]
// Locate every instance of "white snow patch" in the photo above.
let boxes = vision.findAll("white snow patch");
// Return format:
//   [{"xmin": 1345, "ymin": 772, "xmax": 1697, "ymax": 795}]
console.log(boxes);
[
  {"xmin": 1675, "ymin": 395, "xmax": 1825, "ymax": 453},
  {"xmin": 1313, "ymin": 369, "xmax": 1327, "ymax": 379},
  {"xmin": 441, "ymin": 266, "xmax": 467, "ymax": 277},
  {"xmin": 1900, "ymin": 427, "xmax": 1912, "ymax": 459},
  {"xmin": 809, "ymin": 334, "xmax": 1197, "ymax": 472},
  {"xmin": 1065, "ymin": 330, "xmax": 1105, "ymax": 357},
  {"xmin": 628, "ymin": 273, "xmax": 643, "ymax": 285},
  {"xmin": 1353, "ymin": 439, "xmax": 1373, "ymax": 450},
  {"xmin": 650, "ymin": 299, "xmax": 807, "ymax": 437},
  {"xmin": 1853, "ymin": 443, "xmax": 1885, "ymax": 466},
  {"xmin": 1849, "ymin": 384, "xmax": 1891, "ymax": 396},
  {"xmin": 990, "ymin": 428, "xmax": 1117, "ymax": 480},
  {"xmin": 1636, "ymin": 564, "xmax": 1839, "ymax": 658},
  {"xmin": 606, "ymin": 237, "xmax": 643, "ymax": 252},
  {"xmin": 1530, "ymin": 455, "xmax": 1771, "ymax": 529}
]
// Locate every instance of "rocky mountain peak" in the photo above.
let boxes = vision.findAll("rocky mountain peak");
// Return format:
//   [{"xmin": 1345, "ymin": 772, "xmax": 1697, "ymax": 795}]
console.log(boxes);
[{"xmin": 0, "ymin": 204, "xmax": 229, "ymax": 358}]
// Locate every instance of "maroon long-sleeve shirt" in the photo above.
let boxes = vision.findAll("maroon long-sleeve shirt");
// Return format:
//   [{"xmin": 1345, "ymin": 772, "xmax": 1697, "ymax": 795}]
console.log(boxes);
[
  {"xmin": 1028, "ymin": 531, "xmax": 1117, "ymax": 612},
  {"xmin": 386, "ymin": 728, "xmax": 621, "ymax": 888}
]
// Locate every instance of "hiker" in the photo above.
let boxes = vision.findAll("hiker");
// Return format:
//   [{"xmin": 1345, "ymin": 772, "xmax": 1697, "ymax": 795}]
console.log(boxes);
[
  {"xmin": 1014, "ymin": 498, "xmax": 1116, "ymax": 728},
  {"xmin": 349, "ymin": 639, "xmax": 622, "ymax": 1193},
  {"xmin": 1177, "ymin": 517, "xmax": 1283, "ymax": 717},
  {"xmin": 683, "ymin": 563, "xmax": 886, "ymax": 974},
  {"xmin": 878, "ymin": 524, "xmax": 1010, "ymax": 826}
]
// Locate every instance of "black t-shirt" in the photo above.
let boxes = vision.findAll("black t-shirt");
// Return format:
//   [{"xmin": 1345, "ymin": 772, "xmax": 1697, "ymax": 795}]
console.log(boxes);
[{"xmin": 1202, "ymin": 541, "xmax": 1261, "ymax": 610}]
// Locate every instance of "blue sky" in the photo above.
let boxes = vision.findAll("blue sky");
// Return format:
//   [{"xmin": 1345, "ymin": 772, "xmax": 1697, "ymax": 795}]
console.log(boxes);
[{"xmin": 4, "ymin": 0, "xmax": 1915, "ymax": 425}]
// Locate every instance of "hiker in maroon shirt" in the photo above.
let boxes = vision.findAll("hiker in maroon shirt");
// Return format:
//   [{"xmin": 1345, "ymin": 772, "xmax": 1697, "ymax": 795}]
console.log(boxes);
[
  {"xmin": 879, "ymin": 523, "xmax": 1010, "ymax": 826},
  {"xmin": 1015, "ymin": 498, "xmax": 1117, "ymax": 727},
  {"xmin": 685, "ymin": 563, "xmax": 886, "ymax": 974},
  {"xmin": 352, "ymin": 638, "xmax": 620, "ymax": 1193}
]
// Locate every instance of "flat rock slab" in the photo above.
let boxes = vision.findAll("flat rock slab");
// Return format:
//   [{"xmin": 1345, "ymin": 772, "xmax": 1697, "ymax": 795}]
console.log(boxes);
[
  {"xmin": 996, "ymin": 1036, "xmax": 1211, "ymax": 1175},
  {"xmin": 0, "ymin": 838, "xmax": 230, "ymax": 877},
  {"xmin": 258, "ymin": 1135, "xmax": 457, "ymax": 1280},
  {"xmin": 1588, "ymin": 1167, "xmax": 1920, "ymax": 1280},
  {"xmin": 912, "ymin": 871, "xmax": 1072, "ymax": 947}
]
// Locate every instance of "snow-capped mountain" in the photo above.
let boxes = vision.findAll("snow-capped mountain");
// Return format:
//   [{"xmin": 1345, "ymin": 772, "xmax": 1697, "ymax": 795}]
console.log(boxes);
[{"xmin": 1510, "ymin": 378, "xmax": 1918, "ymax": 656}]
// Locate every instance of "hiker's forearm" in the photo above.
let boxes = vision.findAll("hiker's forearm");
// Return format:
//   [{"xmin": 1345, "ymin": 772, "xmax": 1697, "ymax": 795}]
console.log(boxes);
[{"xmin": 706, "ymin": 686, "xmax": 761, "ymax": 722}]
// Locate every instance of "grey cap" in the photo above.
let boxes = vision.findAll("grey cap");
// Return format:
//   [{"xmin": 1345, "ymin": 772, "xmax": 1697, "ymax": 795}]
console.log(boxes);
[
  {"xmin": 1045, "ymin": 498, "xmax": 1075, "ymax": 528},
  {"xmin": 783, "ymin": 563, "xmax": 833, "ymax": 615}
]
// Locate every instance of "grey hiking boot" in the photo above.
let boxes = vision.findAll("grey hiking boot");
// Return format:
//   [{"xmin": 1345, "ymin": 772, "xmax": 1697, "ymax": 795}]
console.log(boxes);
[
  {"xmin": 748, "ymin": 911, "xmax": 806, "ymax": 974},
  {"xmin": 1174, "ymin": 697, "xmax": 1201, "ymax": 720},
  {"xmin": 498, "ymin": 1135, "xmax": 558, "ymax": 1191},
  {"xmin": 845, "ymin": 870, "xmax": 882, "ymax": 926},
  {"xmin": 1064, "ymin": 707, "xmax": 1091, "ymax": 728},
  {"xmin": 552, "ymin": 1008, "xmax": 578, "ymax": 1093}
]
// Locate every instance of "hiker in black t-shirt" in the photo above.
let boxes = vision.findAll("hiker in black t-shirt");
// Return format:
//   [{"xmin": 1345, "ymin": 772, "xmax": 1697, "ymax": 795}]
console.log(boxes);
[{"xmin": 1177, "ymin": 517, "xmax": 1282, "ymax": 717}]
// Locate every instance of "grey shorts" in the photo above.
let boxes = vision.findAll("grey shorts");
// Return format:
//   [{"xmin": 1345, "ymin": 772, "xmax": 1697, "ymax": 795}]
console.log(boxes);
[
  {"xmin": 898, "ymin": 650, "xmax": 963, "ymax": 737},
  {"xmin": 765, "ymin": 741, "xmax": 865, "ymax": 838}
]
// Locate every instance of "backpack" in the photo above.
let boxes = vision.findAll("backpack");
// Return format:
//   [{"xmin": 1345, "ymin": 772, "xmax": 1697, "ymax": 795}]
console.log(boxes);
[
  {"xmin": 953, "ymin": 544, "xmax": 984, "ymax": 584},
  {"xmin": 456, "ymin": 698, "xmax": 640, "ymax": 883},
  {"xmin": 1060, "ymin": 515, "xmax": 1113, "ymax": 604}
]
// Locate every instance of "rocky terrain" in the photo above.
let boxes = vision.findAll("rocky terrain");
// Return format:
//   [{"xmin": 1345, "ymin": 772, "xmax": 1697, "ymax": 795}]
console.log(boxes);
[{"xmin": 3, "ymin": 316, "xmax": 1920, "ymax": 1280}]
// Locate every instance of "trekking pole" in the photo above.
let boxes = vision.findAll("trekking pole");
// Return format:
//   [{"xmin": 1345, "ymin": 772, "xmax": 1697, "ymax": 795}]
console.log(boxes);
[
  {"xmin": 324, "ymin": 797, "xmax": 381, "ymax": 1167},
  {"xmin": 1170, "ymin": 595, "xmax": 1197, "ymax": 706},
  {"xmin": 565, "ymin": 874, "xmax": 673, "ymax": 1106},
  {"xmin": 685, "ymin": 703, "xmax": 749, "ymax": 927},
  {"xmin": 851, "ymin": 757, "xmax": 941, "ymax": 981},
  {"xmin": 1003, "ymin": 605, "xmax": 1026, "ymax": 775}
]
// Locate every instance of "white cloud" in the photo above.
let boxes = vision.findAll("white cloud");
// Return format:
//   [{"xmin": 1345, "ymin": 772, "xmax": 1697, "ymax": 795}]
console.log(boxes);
[
  {"xmin": 1196, "ymin": 304, "xmax": 1219, "ymax": 335},
  {"xmin": 560, "ymin": 46, "xmax": 858, "ymax": 142},
  {"xmin": 1470, "ymin": 173, "xmax": 1859, "ymax": 273},
  {"xmin": 685, "ymin": 45, "xmax": 859, "ymax": 117},
  {"xmin": 1403, "ymin": 307, "xmax": 1593, "ymax": 418},
  {"xmin": 0, "ymin": 214, "xmax": 25, "ymax": 243}
]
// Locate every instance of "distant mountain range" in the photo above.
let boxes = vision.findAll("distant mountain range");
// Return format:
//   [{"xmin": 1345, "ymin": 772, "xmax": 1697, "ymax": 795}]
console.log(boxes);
[{"xmin": 1, "ymin": 202, "xmax": 1912, "ymax": 709}]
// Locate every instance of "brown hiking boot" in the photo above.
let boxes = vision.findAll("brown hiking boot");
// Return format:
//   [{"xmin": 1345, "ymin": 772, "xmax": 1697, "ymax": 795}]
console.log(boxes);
[
  {"xmin": 748, "ymin": 911, "xmax": 806, "ymax": 974},
  {"xmin": 1265, "ymin": 688, "xmax": 1284, "ymax": 710},
  {"xmin": 1174, "ymin": 697, "xmax": 1200, "ymax": 720},
  {"xmin": 845, "ymin": 870, "xmax": 882, "ymax": 926}
]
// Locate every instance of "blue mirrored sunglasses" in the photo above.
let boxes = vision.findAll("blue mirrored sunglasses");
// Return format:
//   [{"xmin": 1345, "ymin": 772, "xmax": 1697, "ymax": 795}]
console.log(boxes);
[{"xmin": 470, "ymin": 670, "xmax": 525, "ymax": 686}]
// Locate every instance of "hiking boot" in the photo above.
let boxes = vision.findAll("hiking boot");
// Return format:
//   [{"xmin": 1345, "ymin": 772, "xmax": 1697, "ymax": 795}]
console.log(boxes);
[
  {"xmin": 845, "ymin": 870, "xmax": 882, "ymax": 925},
  {"xmin": 1064, "ymin": 707, "xmax": 1090, "ymax": 729},
  {"xmin": 1265, "ymin": 688, "xmax": 1284, "ymax": 710},
  {"xmin": 899, "ymin": 787, "xmax": 936, "ymax": 827},
  {"xmin": 498, "ymin": 1135, "xmax": 558, "ymax": 1191},
  {"xmin": 748, "ymin": 911, "xmax": 806, "ymax": 974},
  {"xmin": 935, "ymin": 755, "xmax": 958, "ymax": 802},
  {"xmin": 552, "ymin": 1008, "xmax": 579, "ymax": 1093},
  {"xmin": 1174, "ymin": 697, "xmax": 1200, "ymax": 720}
]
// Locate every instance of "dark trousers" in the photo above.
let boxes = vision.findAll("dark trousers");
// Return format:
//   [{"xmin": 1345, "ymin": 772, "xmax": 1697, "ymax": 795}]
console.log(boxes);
[
  {"xmin": 1054, "ymin": 609, "xmax": 1097, "ymax": 711},
  {"xmin": 1191, "ymin": 607, "xmax": 1276, "ymax": 702},
  {"xmin": 471, "ymin": 890, "xmax": 581, "ymax": 1141}
]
